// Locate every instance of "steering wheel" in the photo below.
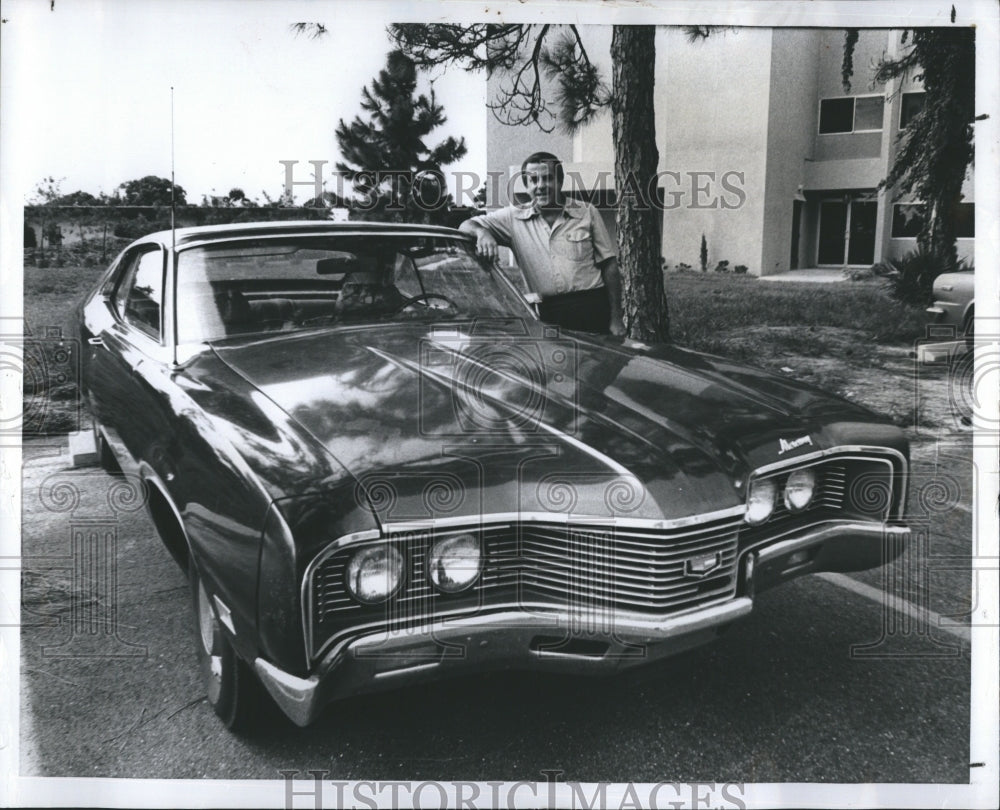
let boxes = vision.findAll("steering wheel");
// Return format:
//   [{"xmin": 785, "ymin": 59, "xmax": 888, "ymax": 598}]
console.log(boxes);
[{"xmin": 392, "ymin": 293, "xmax": 458, "ymax": 314}]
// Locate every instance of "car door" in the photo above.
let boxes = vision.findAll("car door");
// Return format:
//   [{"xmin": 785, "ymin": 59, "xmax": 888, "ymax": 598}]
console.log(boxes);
[{"xmin": 83, "ymin": 243, "xmax": 170, "ymax": 468}]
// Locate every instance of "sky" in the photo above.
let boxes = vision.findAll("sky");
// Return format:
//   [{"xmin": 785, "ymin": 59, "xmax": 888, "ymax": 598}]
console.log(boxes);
[{"xmin": 2, "ymin": 0, "xmax": 487, "ymax": 204}]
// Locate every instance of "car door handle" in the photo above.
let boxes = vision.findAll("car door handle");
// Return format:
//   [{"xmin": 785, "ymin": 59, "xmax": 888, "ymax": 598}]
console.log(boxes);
[{"xmin": 88, "ymin": 336, "xmax": 104, "ymax": 346}]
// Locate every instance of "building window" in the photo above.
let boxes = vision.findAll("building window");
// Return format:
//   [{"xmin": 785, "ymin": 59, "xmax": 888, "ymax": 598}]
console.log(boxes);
[
  {"xmin": 819, "ymin": 96, "xmax": 885, "ymax": 134},
  {"xmin": 891, "ymin": 202, "xmax": 975, "ymax": 239},
  {"xmin": 819, "ymin": 98, "xmax": 854, "ymax": 133},
  {"xmin": 899, "ymin": 92, "xmax": 925, "ymax": 129}
]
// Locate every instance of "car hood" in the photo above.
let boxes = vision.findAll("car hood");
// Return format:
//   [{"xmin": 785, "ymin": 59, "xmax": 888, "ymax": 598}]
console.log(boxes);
[{"xmin": 211, "ymin": 319, "xmax": 893, "ymax": 524}]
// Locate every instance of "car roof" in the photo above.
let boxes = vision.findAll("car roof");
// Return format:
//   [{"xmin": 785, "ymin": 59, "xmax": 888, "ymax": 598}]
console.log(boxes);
[{"xmin": 141, "ymin": 220, "xmax": 471, "ymax": 248}]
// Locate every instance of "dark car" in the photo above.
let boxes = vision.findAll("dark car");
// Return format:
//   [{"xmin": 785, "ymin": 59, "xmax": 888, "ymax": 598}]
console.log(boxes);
[{"xmin": 76, "ymin": 221, "xmax": 910, "ymax": 728}]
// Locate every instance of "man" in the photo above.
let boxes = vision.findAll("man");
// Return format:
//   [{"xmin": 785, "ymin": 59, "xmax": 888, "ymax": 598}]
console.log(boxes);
[{"xmin": 460, "ymin": 152, "xmax": 625, "ymax": 336}]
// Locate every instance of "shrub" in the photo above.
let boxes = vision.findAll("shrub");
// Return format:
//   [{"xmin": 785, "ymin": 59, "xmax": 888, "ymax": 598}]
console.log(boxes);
[
  {"xmin": 113, "ymin": 214, "xmax": 171, "ymax": 240},
  {"xmin": 713, "ymin": 260, "xmax": 730, "ymax": 273},
  {"xmin": 734, "ymin": 264, "xmax": 748, "ymax": 275},
  {"xmin": 875, "ymin": 246, "xmax": 971, "ymax": 306},
  {"xmin": 674, "ymin": 262, "xmax": 693, "ymax": 273}
]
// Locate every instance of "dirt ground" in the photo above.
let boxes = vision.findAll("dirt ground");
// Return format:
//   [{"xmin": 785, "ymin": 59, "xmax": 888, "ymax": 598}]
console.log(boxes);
[{"xmin": 713, "ymin": 325, "xmax": 971, "ymax": 432}]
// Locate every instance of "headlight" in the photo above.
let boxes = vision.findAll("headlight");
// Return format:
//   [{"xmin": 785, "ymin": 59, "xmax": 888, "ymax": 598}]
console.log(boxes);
[
  {"xmin": 345, "ymin": 544, "xmax": 404, "ymax": 604},
  {"xmin": 428, "ymin": 533, "xmax": 482, "ymax": 593},
  {"xmin": 783, "ymin": 468, "xmax": 817, "ymax": 512},
  {"xmin": 745, "ymin": 478, "xmax": 777, "ymax": 525}
]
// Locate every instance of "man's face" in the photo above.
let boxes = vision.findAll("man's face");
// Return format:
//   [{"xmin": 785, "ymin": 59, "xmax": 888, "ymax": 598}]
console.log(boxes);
[{"xmin": 524, "ymin": 161, "xmax": 561, "ymax": 207}]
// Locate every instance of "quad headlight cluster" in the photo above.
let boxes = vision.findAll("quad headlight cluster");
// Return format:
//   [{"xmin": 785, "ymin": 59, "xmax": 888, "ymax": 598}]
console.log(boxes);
[
  {"xmin": 343, "ymin": 532, "xmax": 482, "ymax": 604},
  {"xmin": 744, "ymin": 468, "xmax": 817, "ymax": 525}
]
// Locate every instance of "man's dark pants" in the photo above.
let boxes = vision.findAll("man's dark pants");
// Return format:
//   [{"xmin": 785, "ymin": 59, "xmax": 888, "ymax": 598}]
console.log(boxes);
[{"xmin": 538, "ymin": 288, "xmax": 611, "ymax": 335}]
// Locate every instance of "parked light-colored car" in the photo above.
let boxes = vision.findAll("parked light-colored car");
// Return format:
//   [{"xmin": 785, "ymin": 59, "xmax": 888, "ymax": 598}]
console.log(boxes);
[{"xmin": 927, "ymin": 269, "xmax": 974, "ymax": 337}]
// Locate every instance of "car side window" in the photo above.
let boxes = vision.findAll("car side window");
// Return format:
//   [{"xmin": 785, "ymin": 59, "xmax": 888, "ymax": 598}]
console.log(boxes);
[{"xmin": 118, "ymin": 247, "xmax": 165, "ymax": 341}]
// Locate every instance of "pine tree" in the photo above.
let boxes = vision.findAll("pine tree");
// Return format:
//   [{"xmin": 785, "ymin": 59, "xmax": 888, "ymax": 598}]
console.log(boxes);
[{"xmin": 335, "ymin": 49, "xmax": 467, "ymax": 223}]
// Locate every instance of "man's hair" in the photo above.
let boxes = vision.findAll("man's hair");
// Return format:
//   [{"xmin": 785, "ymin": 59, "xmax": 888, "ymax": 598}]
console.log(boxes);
[{"xmin": 520, "ymin": 152, "xmax": 564, "ymax": 184}]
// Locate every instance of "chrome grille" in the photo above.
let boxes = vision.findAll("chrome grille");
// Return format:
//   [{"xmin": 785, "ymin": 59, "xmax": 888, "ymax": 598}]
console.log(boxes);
[
  {"xmin": 311, "ymin": 515, "xmax": 744, "ymax": 625},
  {"xmin": 497, "ymin": 522, "xmax": 740, "ymax": 611}
]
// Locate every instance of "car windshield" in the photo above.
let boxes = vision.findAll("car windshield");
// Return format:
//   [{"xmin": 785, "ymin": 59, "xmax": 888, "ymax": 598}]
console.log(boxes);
[{"xmin": 175, "ymin": 234, "xmax": 532, "ymax": 342}]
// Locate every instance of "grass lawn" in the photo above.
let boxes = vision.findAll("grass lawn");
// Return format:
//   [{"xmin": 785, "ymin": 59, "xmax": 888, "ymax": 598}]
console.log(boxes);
[
  {"xmin": 21, "ymin": 264, "xmax": 929, "ymax": 435},
  {"xmin": 668, "ymin": 272, "xmax": 926, "ymax": 355},
  {"xmin": 24, "ymin": 264, "xmax": 107, "ymax": 337},
  {"xmin": 22, "ymin": 264, "xmax": 106, "ymax": 435}
]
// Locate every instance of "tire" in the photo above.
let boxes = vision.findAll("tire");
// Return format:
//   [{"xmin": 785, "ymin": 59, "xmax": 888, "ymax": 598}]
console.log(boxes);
[
  {"xmin": 190, "ymin": 566, "xmax": 260, "ymax": 731},
  {"xmin": 962, "ymin": 307, "xmax": 974, "ymax": 350}
]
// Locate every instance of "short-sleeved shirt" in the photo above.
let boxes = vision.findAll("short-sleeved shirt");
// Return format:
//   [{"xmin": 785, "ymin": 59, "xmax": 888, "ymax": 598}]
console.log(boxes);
[{"xmin": 468, "ymin": 199, "xmax": 616, "ymax": 298}]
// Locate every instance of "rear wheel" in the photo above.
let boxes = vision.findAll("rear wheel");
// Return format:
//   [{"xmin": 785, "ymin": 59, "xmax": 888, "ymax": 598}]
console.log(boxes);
[{"xmin": 190, "ymin": 566, "xmax": 260, "ymax": 731}]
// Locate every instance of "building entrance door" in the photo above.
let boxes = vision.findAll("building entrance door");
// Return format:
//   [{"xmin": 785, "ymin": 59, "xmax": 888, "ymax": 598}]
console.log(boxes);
[
  {"xmin": 817, "ymin": 200, "xmax": 848, "ymax": 265},
  {"xmin": 847, "ymin": 201, "xmax": 877, "ymax": 265},
  {"xmin": 817, "ymin": 198, "xmax": 877, "ymax": 266}
]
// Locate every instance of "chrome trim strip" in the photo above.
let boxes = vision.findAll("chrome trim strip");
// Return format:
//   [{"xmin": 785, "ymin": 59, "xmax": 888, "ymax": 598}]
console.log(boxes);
[
  {"xmin": 754, "ymin": 522, "xmax": 909, "ymax": 566},
  {"xmin": 137, "ymin": 463, "xmax": 192, "ymax": 552},
  {"xmin": 176, "ymin": 228, "xmax": 469, "ymax": 252},
  {"xmin": 382, "ymin": 506, "xmax": 747, "ymax": 534},
  {"xmin": 372, "ymin": 661, "xmax": 441, "ymax": 680},
  {"xmin": 212, "ymin": 595, "xmax": 235, "ymax": 635},
  {"xmin": 740, "ymin": 517, "xmax": 897, "ymax": 555},
  {"xmin": 751, "ymin": 445, "xmax": 904, "ymax": 476},
  {"xmin": 309, "ymin": 591, "xmax": 738, "ymax": 666}
]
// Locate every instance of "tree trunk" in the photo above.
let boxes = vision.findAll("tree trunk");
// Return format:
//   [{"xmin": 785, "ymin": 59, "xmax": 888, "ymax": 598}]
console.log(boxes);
[
  {"xmin": 611, "ymin": 26, "xmax": 669, "ymax": 342},
  {"xmin": 918, "ymin": 191, "xmax": 959, "ymax": 268}
]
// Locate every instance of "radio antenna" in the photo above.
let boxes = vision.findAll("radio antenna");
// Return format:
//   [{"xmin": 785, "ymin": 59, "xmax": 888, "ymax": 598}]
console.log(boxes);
[
  {"xmin": 171, "ymin": 86, "xmax": 178, "ymax": 366},
  {"xmin": 170, "ymin": 86, "xmax": 176, "ymax": 248}
]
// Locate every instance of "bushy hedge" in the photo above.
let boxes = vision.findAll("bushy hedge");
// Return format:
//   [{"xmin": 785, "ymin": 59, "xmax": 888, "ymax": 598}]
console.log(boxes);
[{"xmin": 23, "ymin": 205, "xmax": 334, "ymax": 266}]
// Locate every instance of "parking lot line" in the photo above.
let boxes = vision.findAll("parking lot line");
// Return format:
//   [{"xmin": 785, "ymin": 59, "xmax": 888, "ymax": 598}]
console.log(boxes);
[{"xmin": 818, "ymin": 572, "xmax": 971, "ymax": 643}]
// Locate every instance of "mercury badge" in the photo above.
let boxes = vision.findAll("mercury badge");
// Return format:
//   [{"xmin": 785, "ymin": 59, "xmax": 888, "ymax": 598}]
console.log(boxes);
[
  {"xmin": 685, "ymin": 551, "xmax": 723, "ymax": 578},
  {"xmin": 778, "ymin": 434, "xmax": 813, "ymax": 455}
]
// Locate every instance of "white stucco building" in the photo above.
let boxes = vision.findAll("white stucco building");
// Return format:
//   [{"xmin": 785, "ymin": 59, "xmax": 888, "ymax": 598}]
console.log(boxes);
[{"xmin": 485, "ymin": 27, "xmax": 975, "ymax": 276}]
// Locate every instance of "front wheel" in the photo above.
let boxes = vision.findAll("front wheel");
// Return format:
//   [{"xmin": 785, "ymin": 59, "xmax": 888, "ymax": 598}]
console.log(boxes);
[{"xmin": 190, "ymin": 566, "xmax": 260, "ymax": 731}]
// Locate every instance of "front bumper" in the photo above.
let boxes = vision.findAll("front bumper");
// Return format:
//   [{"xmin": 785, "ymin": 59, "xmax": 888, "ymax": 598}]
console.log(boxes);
[
  {"xmin": 926, "ymin": 302, "xmax": 965, "ymax": 330},
  {"xmin": 255, "ymin": 521, "xmax": 909, "ymax": 726}
]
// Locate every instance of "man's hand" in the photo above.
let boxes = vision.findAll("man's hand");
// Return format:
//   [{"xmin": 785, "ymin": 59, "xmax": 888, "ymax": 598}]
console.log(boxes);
[
  {"xmin": 459, "ymin": 219, "xmax": 506, "ymax": 263},
  {"xmin": 608, "ymin": 314, "xmax": 626, "ymax": 337},
  {"xmin": 474, "ymin": 230, "xmax": 500, "ymax": 261}
]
